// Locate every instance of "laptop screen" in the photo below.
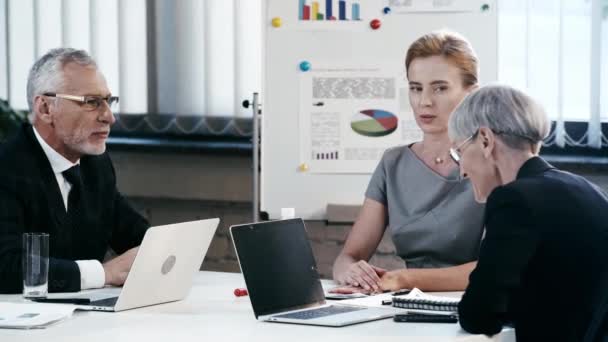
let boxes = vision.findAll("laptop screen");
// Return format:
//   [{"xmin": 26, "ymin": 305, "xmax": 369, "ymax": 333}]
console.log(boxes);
[{"xmin": 231, "ymin": 219, "xmax": 326, "ymax": 318}]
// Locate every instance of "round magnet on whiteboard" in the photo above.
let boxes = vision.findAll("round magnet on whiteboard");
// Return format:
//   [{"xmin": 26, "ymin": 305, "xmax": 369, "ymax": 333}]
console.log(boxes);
[
  {"xmin": 370, "ymin": 19, "xmax": 381, "ymax": 30},
  {"xmin": 299, "ymin": 61, "xmax": 311, "ymax": 72},
  {"xmin": 383, "ymin": 7, "xmax": 391, "ymax": 14},
  {"xmin": 299, "ymin": 163, "xmax": 309, "ymax": 172},
  {"xmin": 271, "ymin": 17, "xmax": 282, "ymax": 27},
  {"xmin": 481, "ymin": 4, "xmax": 490, "ymax": 12}
]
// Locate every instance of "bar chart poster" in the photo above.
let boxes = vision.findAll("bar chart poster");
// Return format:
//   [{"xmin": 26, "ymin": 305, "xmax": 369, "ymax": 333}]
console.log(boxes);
[{"xmin": 298, "ymin": 0, "xmax": 363, "ymax": 21}]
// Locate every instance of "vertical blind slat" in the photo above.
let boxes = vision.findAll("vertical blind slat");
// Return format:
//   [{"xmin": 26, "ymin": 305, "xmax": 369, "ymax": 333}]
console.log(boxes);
[
  {"xmin": 496, "ymin": 0, "xmax": 527, "ymax": 94},
  {"xmin": 34, "ymin": 0, "xmax": 62, "ymax": 58},
  {"xmin": 234, "ymin": 0, "xmax": 262, "ymax": 118},
  {"xmin": 602, "ymin": 7, "xmax": 608, "ymax": 123},
  {"xmin": 588, "ymin": 0, "xmax": 602, "ymax": 148},
  {"xmin": 556, "ymin": 0, "xmax": 565, "ymax": 147},
  {"xmin": 154, "ymin": 0, "xmax": 176, "ymax": 114},
  {"xmin": 206, "ymin": 0, "xmax": 235, "ymax": 117},
  {"xmin": 524, "ymin": 0, "xmax": 531, "ymax": 89},
  {"xmin": 0, "ymin": 0, "xmax": 9, "ymax": 100},
  {"xmin": 62, "ymin": 0, "xmax": 90, "ymax": 53},
  {"xmin": 7, "ymin": 0, "xmax": 35, "ymax": 110},
  {"xmin": 118, "ymin": 0, "xmax": 147, "ymax": 114},
  {"xmin": 174, "ymin": 0, "xmax": 206, "ymax": 115},
  {"xmin": 90, "ymin": 0, "xmax": 120, "ymax": 112}
]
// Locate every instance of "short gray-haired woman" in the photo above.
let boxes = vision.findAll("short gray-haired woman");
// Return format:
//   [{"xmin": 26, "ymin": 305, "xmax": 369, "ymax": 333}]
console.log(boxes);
[{"xmin": 449, "ymin": 84, "xmax": 608, "ymax": 341}]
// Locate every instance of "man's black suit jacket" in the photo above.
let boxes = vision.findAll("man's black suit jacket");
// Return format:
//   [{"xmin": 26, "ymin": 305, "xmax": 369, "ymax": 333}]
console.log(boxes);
[
  {"xmin": 458, "ymin": 157, "xmax": 608, "ymax": 341},
  {"xmin": 0, "ymin": 124, "xmax": 149, "ymax": 293}
]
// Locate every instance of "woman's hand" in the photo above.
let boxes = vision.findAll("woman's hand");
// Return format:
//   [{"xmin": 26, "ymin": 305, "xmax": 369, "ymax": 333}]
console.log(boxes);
[
  {"xmin": 334, "ymin": 260, "xmax": 387, "ymax": 292},
  {"xmin": 332, "ymin": 198, "xmax": 388, "ymax": 291},
  {"xmin": 379, "ymin": 269, "xmax": 411, "ymax": 292}
]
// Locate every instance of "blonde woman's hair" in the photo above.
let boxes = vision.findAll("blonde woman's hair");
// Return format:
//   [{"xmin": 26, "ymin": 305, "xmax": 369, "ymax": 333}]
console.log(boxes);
[{"xmin": 405, "ymin": 30, "xmax": 479, "ymax": 87}]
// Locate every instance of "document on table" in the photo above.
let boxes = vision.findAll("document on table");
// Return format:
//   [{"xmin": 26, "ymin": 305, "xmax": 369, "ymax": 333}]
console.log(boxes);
[
  {"xmin": 341, "ymin": 292, "xmax": 395, "ymax": 308},
  {"xmin": 340, "ymin": 289, "xmax": 462, "ymax": 315},
  {"xmin": 0, "ymin": 302, "xmax": 75, "ymax": 329}
]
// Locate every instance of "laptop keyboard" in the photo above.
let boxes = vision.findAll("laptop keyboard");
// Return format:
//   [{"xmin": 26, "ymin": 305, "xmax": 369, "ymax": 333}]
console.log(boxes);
[
  {"xmin": 273, "ymin": 305, "xmax": 365, "ymax": 320},
  {"xmin": 89, "ymin": 296, "xmax": 119, "ymax": 307}
]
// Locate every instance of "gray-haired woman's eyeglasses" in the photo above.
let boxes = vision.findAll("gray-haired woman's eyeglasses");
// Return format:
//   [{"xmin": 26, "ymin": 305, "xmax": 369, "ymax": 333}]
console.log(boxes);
[
  {"xmin": 449, "ymin": 129, "xmax": 537, "ymax": 165},
  {"xmin": 450, "ymin": 130, "xmax": 478, "ymax": 165}
]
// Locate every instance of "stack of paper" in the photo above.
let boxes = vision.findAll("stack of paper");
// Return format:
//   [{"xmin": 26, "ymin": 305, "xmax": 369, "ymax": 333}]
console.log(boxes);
[
  {"xmin": 403, "ymin": 288, "xmax": 461, "ymax": 304},
  {"xmin": 0, "ymin": 302, "xmax": 75, "ymax": 329},
  {"xmin": 391, "ymin": 288, "xmax": 460, "ymax": 313}
]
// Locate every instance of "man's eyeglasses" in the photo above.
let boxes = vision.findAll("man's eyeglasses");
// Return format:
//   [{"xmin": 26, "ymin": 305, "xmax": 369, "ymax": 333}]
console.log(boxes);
[
  {"xmin": 449, "ymin": 130, "xmax": 478, "ymax": 165},
  {"xmin": 43, "ymin": 93, "xmax": 119, "ymax": 112}
]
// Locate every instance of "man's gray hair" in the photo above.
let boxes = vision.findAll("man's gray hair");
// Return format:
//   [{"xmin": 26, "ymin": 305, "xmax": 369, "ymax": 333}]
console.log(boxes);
[
  {"xmin": 448, "ymin": 84, "xmax": 550, "ymax": 151},
  {"xmin": 26, "ymin": 48, "xmax": 97, "ymax": 111}
]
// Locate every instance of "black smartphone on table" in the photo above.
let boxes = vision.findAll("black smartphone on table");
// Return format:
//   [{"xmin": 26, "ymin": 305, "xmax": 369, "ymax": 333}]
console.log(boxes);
[{"xmin": 393, "ymin": 313, "xmax": 458, "ymax": 323}]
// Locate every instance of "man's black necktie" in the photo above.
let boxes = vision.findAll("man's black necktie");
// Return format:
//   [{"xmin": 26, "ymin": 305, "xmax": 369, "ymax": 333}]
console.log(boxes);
[{"xmin": 62, "ymin": 165, "xmax": 83, "ymax": 232}]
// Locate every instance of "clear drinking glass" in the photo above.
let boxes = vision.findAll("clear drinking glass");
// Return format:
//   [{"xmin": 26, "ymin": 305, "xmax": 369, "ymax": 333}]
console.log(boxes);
[{"xmin": 22, "ymin": 233, "xmax": 49, "ymax": 298}]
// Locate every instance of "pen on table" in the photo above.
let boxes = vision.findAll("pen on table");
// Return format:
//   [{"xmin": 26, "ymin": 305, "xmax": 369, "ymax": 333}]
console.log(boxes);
[
  {"xmin": 30, "ymin": 298, "xmax": 91, "ymax": 305},
  {"xmin": 382, "ymin": 289, "xmax": 412, "ymax": 305},
  {"xmin": 392, "ymin": 289, "xmax": 411, "ymax": 296}
]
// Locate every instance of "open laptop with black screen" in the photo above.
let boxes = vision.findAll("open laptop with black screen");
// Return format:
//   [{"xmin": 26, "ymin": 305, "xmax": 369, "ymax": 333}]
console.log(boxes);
[{"xmin": 230, "ymin": 218, "xmax": 394, "ymax": 327}]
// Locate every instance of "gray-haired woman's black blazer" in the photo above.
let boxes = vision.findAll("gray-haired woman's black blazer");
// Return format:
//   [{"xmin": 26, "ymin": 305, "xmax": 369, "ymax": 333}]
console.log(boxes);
[{"xmin": 458, "ymin": 157, "xmax": 608, "ymax": 341}]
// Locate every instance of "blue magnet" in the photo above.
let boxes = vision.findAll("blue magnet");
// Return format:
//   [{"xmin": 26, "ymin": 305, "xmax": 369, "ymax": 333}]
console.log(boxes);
[
  {"xmin": 383, "ymin": 7, "xmax": 391, "ymax": 14},
  {"xmin": 299, "ymin": 61, "xmax": 311, "ymax": 72}
]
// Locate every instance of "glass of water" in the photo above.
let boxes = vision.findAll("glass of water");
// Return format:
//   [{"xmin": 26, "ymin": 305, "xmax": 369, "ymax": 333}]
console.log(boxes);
[{"xmin": 22, "ymin": 233, "xmax": 49, "ymax": 298}]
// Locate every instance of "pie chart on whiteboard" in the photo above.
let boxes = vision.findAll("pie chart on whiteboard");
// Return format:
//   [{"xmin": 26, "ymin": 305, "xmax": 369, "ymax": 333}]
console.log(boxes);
[{"xmin": 350, "ymin": 109, "xmax": 398, "ymax": 137}]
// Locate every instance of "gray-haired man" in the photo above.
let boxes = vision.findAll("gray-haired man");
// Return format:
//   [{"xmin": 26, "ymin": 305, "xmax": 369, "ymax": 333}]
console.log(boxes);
[{"xmin": 0, "ymin": 48, "xmax": 149, "ymax": 293}]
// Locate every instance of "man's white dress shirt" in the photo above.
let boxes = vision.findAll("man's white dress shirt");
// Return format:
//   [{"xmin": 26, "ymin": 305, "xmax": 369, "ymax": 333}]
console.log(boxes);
[{"xmin": 33, "ymin": 127, "xmax": 105, "ymax": 290}]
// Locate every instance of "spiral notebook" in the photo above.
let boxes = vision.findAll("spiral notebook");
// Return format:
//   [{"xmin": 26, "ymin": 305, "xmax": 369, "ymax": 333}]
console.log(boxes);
[{"xmin": 392, "ymin": 288, "xmax": 460, "ymax": 312}]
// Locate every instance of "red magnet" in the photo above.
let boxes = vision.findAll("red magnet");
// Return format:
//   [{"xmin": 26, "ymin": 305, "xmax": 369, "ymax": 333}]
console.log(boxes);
[
  {"xmin": 370, "ymin": 19, "xmax": 381, "ymax": 30},
  {"xmin": 234, "ymin": 288, "xmax": 248, "ymax": 297}
]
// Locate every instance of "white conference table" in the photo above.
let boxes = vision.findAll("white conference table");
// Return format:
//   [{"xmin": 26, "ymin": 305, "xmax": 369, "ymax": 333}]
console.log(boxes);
[{"xmin": 0, "ymin": 271, "xmax": 514, "ymax": 341}]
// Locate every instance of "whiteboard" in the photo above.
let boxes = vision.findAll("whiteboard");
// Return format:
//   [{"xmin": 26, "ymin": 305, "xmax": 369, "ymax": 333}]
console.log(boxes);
[{"xmin": 262, "ymin": 0, "xmax": 497, "ymax": 219}]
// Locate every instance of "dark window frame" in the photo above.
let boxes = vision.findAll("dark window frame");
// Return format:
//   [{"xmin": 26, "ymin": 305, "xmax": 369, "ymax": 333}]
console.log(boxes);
[{"xmin": 108, "ymin": 113, "xmax": 608, "ymax": 166}]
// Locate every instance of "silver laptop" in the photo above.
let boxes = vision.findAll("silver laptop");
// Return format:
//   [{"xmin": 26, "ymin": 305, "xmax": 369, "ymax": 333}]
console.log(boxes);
[
  {"xmin": 230, "ymin": 218, "xmax": 394, "ymax": 327},
  {"xmin": 61, "ymin": 218, "xmax": 219, "ymax": 312}
]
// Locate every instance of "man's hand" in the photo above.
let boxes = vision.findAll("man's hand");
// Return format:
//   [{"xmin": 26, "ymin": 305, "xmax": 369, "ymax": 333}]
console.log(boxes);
[
  {"xmin": 334, "ymin": 260, "xmax": 387, "ymax": 292},
  {"xmin": 102, "ymin": 247, "xmax": 139, "ymax": 286},
  {"xmin": 379, "ymin": 269, "xmax": 411, "ymax": 292}
]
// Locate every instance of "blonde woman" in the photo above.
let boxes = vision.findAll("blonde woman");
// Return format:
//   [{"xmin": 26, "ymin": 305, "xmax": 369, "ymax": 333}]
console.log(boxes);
[{"xmin": 333, "ymin": 31, "xmax": 485, "ymax": 292}]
